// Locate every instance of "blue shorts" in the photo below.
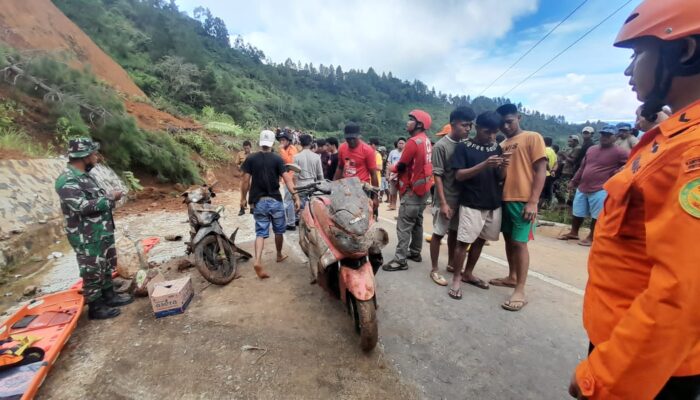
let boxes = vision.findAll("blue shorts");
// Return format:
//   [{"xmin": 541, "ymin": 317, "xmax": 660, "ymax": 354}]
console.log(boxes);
[
  {"xmin": 253, "ymin": 198, "xmax": 286, "ymax": 238},
  {"xmin": 572, "ymin": 189, "xmax": 607, "ymax": 219}
]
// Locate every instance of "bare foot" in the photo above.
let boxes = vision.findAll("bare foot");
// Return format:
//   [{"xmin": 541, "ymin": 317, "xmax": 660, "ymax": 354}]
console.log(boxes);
[
  {"xmin": 254, "ymin": 265, "xmax": 270, "ymax": 279},
  {"xmin": 276, "ymin": 254, "xmax": 288, "ymax": 263}
]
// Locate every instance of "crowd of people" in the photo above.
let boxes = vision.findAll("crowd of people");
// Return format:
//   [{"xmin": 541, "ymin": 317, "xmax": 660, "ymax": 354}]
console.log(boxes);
[{"xmin": 236, "ymin": 103, "xmax": 670, "ymax": 309}]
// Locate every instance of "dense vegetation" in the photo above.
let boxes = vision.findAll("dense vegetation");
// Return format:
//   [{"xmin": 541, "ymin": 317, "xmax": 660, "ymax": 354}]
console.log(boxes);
[
  {"xmin": 0, "ymin": 47, "xmax": 200, "ymax": 183},
  {"xmin": 54, "ymin": 0, "xmax": 591, "ymax": 145}
]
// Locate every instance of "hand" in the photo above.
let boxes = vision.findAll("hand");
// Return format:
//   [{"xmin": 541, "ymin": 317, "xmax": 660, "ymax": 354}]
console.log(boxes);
[
  {"xmin": 568, "ymin": 181, "xmax": 575, "ymax": 191},
  {"xmin": 111, "ymin": 190, "xmax": 124, "ymax": 201},
  {"xmin": 499, "ymin": 157, "xmax": 510, "ymax": 168},
  {"xmin": 522, "ymin": 201, "xmax": 538, "ymax": 222},
  {"xmin": 568, "ymin": 372, "xmax": 587, "ymax": 399},
  {"xmin": 440, "ymin": 203, "xmax": 454, "ymax": 220},
  {"xmin": 294, "ymin": 197, "xmax": 301, "ymax": 212},
  {"xmin": 550, "ymin": 170, "xmax": 557, "ymax": 178},
  {"xmin": 372, "ymin": 196, "xmax": 379, "ymax": 211},
  {"xmin": 485, "ymin": 155, "xmax": 501, "ymax": 168}
]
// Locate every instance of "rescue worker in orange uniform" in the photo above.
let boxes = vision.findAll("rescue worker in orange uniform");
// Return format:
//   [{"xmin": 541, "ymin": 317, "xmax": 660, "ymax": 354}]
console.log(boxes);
[{"xmin": 569, "ymin": 1, "xmax": 700, "ymax": 399}]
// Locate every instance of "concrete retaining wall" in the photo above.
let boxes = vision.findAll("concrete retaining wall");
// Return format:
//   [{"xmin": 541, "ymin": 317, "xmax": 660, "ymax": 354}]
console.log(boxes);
[{"xmin": 0, "ymin": 159, "xmax": 128, "ymax": 269}]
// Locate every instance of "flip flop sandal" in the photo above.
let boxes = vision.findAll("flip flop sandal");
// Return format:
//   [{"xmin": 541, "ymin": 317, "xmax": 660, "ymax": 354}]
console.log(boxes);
[
  {"xmin": 382, "ymin": 260, "xmax": 408, "ymax": 272},
  {"xmin": 558, "ymin": 234, "xmax": 579, "ymax": 240},
  {"xmin": 430, "ymin": 272, "xmax": 448, "ymax": 286},
  {"xmin": 446, "ymin": 265, "xmax": 455, "ymax": 273},
  {"xmin": 501, "ymin": 299, "xmax": 528, "ymax": 312},
  {"xmin": 489, "ymin": 278, "xmax": 517, "ymax": 288},
  {"xmin": 448, "ymin": 288, "xmax": 462, "ymax": 300},
  {"xmin": 578, "ymin": 240, "xmax": 592, "ymax": 247},
  {"xmin": 463, "ymin": 277, "xmax": 490, "ymax": 290},
  {"xmin": 276, "ymin": 254, "xmax": 289, "ymax": 263}
]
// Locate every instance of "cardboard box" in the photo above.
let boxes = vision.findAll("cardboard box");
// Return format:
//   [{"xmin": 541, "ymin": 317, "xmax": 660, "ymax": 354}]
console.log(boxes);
[{"xmin": 149, "ymin": 276, "xmax": 194, "ymax": 318}]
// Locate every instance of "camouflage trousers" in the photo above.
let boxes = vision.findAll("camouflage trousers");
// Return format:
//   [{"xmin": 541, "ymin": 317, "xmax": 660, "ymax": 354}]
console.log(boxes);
[{"xmin": 74, "ymin": 236, "xmax": 117, "ymax": 302}]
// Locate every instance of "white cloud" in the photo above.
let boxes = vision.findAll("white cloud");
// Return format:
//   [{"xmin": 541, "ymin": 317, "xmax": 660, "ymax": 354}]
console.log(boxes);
[
  {"xmin": 566, "ymin": 73, "xmax": 585, "ymax": 84},
  {"xmin": 176, "ymin": 0, "xmax": 639, "ymax": 122}
]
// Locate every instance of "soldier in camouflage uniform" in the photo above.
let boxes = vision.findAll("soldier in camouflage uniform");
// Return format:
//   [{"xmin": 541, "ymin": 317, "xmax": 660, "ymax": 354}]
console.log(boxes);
[{"xmin": 55, "ymin": 138, "xmax": 133, "ymax": 320}]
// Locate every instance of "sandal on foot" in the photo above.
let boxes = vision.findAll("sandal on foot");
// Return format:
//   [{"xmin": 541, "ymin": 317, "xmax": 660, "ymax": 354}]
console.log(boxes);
[
  {"xmin": 448, "ymin": 288, "xmax": 462, "ymax": 300},
  {"xmin": 578, "ymin": 239, "xmax": 592, "ymax": 247},
  {"xmin": 382, "ymin": 259, "xmax": 408, "ymax": 272},
  {"xmin": 430, "ymin": 271, "xmax": 448, "ymax": 286},
  {"xmin": 276, "ymin": 254, "xmax": 289, "ymax": 263},
  {"xmin": 558, "ymin": 233, "xmax": 579, "ymax": 240},
  {"xmin": 501, "ymin": 299, "xmax": 528, "ymax": 312},
  {"xmin": 488, "ymin": 277, "xmax": 517, "ymax": 288},
  {"xmin": 446, "ymin": 265, "xmax": 455, "ymax": 273},
  {"xmin": 463, "ymin": 277, "xmax": 489, "ymax": 290}
]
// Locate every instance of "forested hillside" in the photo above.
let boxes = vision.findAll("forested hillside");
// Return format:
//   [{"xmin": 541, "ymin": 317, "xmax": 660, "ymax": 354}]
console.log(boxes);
[{"xmin": 54, "ymin": 0, "xmax": 591, "ymax": 143}]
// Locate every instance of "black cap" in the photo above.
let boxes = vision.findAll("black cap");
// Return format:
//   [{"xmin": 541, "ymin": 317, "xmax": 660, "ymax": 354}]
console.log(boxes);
[{"xmin": 344, "ymin": 122, "xmax": 361, "ymax": 138}]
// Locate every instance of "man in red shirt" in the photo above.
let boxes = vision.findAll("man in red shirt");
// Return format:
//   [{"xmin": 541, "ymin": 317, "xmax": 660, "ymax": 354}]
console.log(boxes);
[
  {"xmin": 383, "ymin": 110, "xmax": 434, "ymax": 271},
  {"xmin": 333, "ymin": 123, "xmax": 378, "ymax": 187}
]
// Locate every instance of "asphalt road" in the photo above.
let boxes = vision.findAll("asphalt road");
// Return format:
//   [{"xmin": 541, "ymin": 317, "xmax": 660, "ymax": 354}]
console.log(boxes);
[{"xmin": 372, "ymin": 204, "xmax": 591, "ymax": 400}]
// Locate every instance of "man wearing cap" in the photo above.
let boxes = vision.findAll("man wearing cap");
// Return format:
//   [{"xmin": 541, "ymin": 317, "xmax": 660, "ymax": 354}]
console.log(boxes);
[
  {"xmin": 278, "ymin": 130, "xmax": 298, "ymax": 231},
  {"xmin": 55, "ymin": 138, "xmax": 131, "ymax": 320},
  {"xmin": 575, "ymin": 127, "xmax": 596, "ymax": 173},
  {"xmin": 241, "ymin": 130, "xmax": 300, "ymax": 279},
  {"xmin": 558, "ymin": 126, "xmax": 628, "ymax": 246},
  {"xmin": 333, "ymin": 123, "xmax": 378, "ymax": 188},
  {"xmin": 382, "ymin": 110, "xmax": 434, "ymax": 272},
  {"xmin": 614, "ymin": 122, "xmax": 638, "ymax": 152}
]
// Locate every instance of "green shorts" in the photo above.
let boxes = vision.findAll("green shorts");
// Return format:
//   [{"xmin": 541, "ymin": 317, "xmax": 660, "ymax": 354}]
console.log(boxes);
[{"xmin": 501, "ymin": 202, "xmax": 535, "ymax": 243}]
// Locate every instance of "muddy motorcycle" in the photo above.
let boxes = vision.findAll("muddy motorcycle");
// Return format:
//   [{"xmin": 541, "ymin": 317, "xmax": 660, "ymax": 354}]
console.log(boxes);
[
  {"xmin": 182, "ymin": 184, "xmax": 251, "ymax": 285},
  {"xmin": 295, "ymin": 178, "xmax": 388, "ymax": 351}
]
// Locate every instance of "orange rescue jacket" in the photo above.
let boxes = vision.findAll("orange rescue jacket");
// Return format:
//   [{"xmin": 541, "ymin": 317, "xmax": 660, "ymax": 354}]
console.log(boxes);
[{"xmin": 576, "ymin": 100, "xmax": 700, "ymax": 399}]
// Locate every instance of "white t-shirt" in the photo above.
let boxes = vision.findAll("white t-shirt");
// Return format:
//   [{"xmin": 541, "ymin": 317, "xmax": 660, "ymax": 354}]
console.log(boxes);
[{"xmin": 387, "ymin": 149, "xmax": 402, "ymax": 180}]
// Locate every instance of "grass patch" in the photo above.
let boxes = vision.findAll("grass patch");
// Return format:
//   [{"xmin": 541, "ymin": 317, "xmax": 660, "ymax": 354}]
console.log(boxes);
[{"xmin": 0, "ymin": 127, "xmax": 54, "ymax": 157}]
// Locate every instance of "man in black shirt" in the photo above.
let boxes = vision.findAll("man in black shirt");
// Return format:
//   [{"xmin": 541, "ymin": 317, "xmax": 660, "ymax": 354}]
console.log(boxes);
[
  {"xmin": 324, "ymin": 137, "xmax": 339, "ymax": 181},
  {"xmin": 447, "ymin": 111, "xmax": 508, "ymax": 300},
  {"xmin": 241, "ymin": 130, "xmax": 300, "ymax": 279}
]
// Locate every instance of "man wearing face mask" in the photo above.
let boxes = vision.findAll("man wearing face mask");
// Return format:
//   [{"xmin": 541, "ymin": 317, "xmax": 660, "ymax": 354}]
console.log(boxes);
[
  {"xmin": 55, "ymin": 138, "xmax": 130, "ymax": 320},
  {"xmin": 568, "ymin": 1, "xmax": 700, "ymax": 398}
]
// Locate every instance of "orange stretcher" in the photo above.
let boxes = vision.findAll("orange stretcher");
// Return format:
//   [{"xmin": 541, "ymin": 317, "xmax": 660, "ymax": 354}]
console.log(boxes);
[{"xmin": 0, "ymin": 290, "xmax": 83, "ymax": 399}]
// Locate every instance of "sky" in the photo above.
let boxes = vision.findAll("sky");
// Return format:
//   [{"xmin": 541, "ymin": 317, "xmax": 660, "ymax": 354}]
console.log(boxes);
[{"xmin": 176, "ymin": 0, "xmax": 641, "ymax": 123}]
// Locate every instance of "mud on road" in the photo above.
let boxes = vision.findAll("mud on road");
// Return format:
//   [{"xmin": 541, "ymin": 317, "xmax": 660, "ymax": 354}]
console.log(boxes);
[{"xmin": 35, "ymin": 191, "xmax": 418, "ymax": 400}]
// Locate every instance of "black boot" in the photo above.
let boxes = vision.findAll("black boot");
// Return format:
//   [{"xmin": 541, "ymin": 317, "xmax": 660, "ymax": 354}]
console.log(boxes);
[
  {"xmin": 88, "ymin": 299, "xmax": 121, "ymax": 320},
  {"xmin": 103, "ymin": 287, "xmax": 134, "ymax": 307}
]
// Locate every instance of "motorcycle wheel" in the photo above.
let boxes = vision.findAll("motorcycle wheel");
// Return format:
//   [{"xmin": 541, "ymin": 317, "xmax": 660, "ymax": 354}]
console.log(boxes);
[
  {"xmin": 194, "ymin": 235, "xmax": 237, "ymax": 285},
  {"xmin": 351, "ymin": 296, "xmax": 378, "ymax": 352}
]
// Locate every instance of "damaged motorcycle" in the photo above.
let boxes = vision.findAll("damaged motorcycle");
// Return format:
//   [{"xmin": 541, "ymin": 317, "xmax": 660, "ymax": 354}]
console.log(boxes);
[
  {"xmin": 295, "ymin": 178, "xmax": 388, "ymax": 351},
  {"xmin": 182, "ymin": 184, "xmax": 251, "ymax": 285}
]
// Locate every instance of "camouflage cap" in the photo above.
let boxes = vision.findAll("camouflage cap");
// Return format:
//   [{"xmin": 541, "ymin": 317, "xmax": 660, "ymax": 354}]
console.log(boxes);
[{"xmin": 67, "ymin": 137, "xmax": 100, "ymax": 158}]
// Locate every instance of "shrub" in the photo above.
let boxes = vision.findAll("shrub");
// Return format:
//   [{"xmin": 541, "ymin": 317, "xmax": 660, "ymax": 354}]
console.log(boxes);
[{"xmin": 176, "ymin": 132, "xmax": 230, "ymax": 162}]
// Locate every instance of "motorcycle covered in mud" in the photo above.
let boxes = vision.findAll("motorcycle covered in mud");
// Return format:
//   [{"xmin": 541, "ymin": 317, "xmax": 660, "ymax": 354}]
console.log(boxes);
[
  {"xmin": 295, "ymin": 177, "xmax": 388, "ymax": 351},
  {"xmin": 182, "ymin": 184, "xmax": 251, "ymax": 285}
]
